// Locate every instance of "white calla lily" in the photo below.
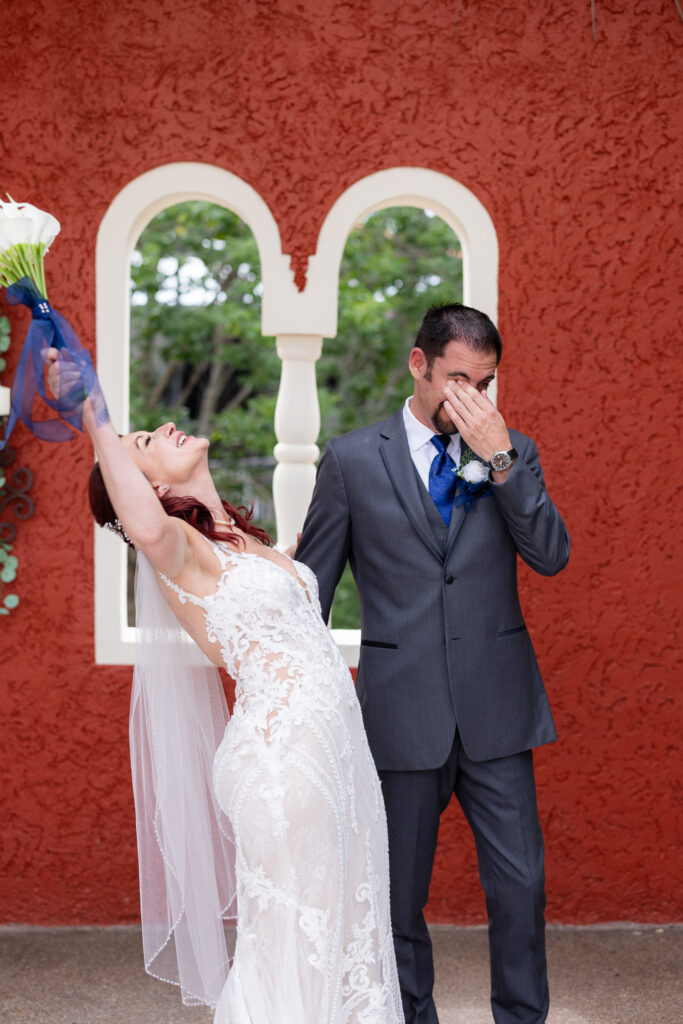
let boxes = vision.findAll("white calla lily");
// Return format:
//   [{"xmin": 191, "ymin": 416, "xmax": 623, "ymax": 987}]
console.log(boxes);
[
  {"xmin": 0, "ymin": 198, "xmax": 60, "ymax": 296},
  {"xmin": 21, "ymin": 203, "xmax": 60, "ymax": 247},
  {"xmin": 0, "ymin": 199, "xmax": 60, "ymax": 250},
  {"xmin": 0, "ymin": 209, "xmax": 33, "ymax": 249},
  {"xmin": 0, "ymin": 222, "xmax": 14, "ymax": 251}
]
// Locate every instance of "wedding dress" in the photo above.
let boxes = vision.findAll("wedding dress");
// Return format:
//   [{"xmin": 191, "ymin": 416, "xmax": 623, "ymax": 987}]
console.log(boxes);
[{"xmin": 133, "ymin": 536, "xmax": 403, "ymax": 1024}]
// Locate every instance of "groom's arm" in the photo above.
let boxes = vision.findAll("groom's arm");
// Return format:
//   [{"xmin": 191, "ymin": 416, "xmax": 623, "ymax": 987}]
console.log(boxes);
[
  {"xmin": 296, "ymin": 441, "xmax": 352, "ymax": 621},
  {"xmin": 443, "ymin": 378, "xmax": 569, "ymax": 577},
  {"xmin": 490, "ymin": 433, "xmax": 570, "ymax": 577}
]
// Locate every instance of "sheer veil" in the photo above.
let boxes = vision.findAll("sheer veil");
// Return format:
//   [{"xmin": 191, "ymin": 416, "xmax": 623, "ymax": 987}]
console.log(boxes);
[{"xmin": 129, "ymin": 551, "xmax": 237, "ymax": 1007}]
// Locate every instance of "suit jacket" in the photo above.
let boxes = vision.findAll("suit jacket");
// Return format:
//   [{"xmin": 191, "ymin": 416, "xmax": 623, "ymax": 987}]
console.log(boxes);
[{"xmin": 296, "ymin": 408, "xmax": 570, "ymax": 768}]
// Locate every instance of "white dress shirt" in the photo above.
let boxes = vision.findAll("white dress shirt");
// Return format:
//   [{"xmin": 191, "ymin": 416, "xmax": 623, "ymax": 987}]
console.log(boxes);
[{"xmin": 402, "ymin": 397, "xmax": 461, "ymax": 491}]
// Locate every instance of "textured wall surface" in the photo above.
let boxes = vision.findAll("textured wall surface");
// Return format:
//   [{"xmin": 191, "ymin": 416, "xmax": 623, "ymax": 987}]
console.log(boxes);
[{"xmin": 1, "ymin": 0, "xmax": 681, "ymax": 926}]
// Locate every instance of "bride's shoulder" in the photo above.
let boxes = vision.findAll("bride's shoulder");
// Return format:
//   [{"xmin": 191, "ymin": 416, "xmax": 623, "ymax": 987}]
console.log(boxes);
[{"xmin": 160, "ymin": 521, "xmax": 225, "ymax": 588}]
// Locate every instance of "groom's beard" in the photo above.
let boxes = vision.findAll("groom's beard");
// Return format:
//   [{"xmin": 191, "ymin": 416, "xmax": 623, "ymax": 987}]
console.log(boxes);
[{"xmin": 432, "ymin": 402, "xmax": 458, "ymax": 436}]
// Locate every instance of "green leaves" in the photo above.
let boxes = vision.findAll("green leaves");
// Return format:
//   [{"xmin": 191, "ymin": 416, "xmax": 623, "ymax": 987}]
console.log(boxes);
[
  {"xmin": 0, "ymin": 308, "xmax": 21, "ymax": 617},
  {"xmin": 128, "ymin": 201, "xmax": 464, "ymax": 622},
  {"xmin": 0, "ymin": 542, "xmax": 19, "ymax": 615},
  {"xmin": 322, "ymin": 207, "xmax": 463, "ymax": 442},
  {"xmin": 0, "ymin": 552, "xmax": 18, "ymax": 581},
  {"xmin": 0, "ymin": 315, "xmax": 10, "ymax": 373},
  {"xmin": 130, "ymin": 200, "xmax": 277, "ymax": 523}
]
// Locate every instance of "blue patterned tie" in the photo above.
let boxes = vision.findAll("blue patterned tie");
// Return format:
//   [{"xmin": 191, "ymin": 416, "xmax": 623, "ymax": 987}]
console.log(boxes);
[{"xmin": 428, "ymin": 433, "xmax": 458, "ymax": 525}]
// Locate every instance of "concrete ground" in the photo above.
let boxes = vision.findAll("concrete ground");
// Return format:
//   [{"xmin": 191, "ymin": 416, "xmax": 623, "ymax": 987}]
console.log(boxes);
[{"xmin": 0, "ymin": 924, "xmax": 680, "ymax": 1024}]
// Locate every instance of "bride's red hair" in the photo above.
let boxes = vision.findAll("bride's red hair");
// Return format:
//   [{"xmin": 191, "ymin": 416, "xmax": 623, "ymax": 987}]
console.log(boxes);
[{"xmin": 88, "ymin": 461, "xmax": 272, "ymax": 549}]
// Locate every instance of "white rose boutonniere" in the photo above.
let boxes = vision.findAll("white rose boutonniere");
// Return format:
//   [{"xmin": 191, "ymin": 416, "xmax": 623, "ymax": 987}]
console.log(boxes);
[
  {"xmin": 453, "ymin": 445, "xmax": 493, "ymax": 512},
  {"xmin": 460, "ymin": 459, "xmax": 489, "ymax": 485}
]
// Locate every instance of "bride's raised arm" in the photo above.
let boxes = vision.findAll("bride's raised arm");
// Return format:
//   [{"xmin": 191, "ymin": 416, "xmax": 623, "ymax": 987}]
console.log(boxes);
[{"xmin": 45, "ymin": 346, "xmax": 188, "ymax": 579}]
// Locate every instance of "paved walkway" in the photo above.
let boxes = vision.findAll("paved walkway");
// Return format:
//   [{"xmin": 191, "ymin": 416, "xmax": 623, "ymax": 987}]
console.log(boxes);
[{"xmin": 0, "ymin": 924, "xmax": 680, "ymax": 1024}]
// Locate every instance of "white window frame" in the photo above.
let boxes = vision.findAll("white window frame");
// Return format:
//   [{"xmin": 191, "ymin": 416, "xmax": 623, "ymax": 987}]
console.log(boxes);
[{"xmin": 94, "ymin": 164, "xmax": 498, "ymax": 667}]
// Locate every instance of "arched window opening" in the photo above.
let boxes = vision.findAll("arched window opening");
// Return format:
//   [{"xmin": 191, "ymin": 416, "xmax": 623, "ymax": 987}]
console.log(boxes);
[
  {"xmin": 94, "ymin": 163, "xmax": 497, "ymax": 665},
  {"xmin": 126, "ymin": 200, "xmax": 278, "ymax": 624},
  {"xmin": 323, "ymin": 206, "xmax": 464, "ymax": 628}
]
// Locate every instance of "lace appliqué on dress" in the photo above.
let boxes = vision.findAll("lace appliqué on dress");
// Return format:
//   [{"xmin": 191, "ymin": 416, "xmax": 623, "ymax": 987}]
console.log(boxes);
[{"xmin": 157, "ymin": 541, "xmax": 402, "ymax": 1024}]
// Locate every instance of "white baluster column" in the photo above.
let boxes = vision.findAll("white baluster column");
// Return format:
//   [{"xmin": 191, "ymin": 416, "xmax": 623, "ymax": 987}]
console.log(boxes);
[{"xmin": 273, "ymin": 334, "xmax": 323, "ymax": 547}]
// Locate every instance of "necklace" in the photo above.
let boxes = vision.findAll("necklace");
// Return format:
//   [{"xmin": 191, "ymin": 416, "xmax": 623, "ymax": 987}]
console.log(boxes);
[{"xmin": 213, "ymin": 518, "xmax": 234, "ymax": 528}]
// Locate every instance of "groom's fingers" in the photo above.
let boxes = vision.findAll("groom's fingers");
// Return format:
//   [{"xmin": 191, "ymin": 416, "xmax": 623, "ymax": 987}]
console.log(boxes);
[
  {"xmin": 451, "ymin": 379, "xmax": 491, "ymax": 411},
  {"xmin": 444, "ymin": 380, "xmax": 511, "ymax": 462},
  {"xmin": 447, "ymin": 381, "xmax": 501, "ymax": 428},
  {"xmin": 444, "ymin": 383, "xmax": 480, "ymax": 428},
  {"xmin": 444, "ymin": 381, "xmax": 475, "ymax": 418},
  {"xmin": 443, "ymin": 398, "xmax": 468, "ymax": 435}
]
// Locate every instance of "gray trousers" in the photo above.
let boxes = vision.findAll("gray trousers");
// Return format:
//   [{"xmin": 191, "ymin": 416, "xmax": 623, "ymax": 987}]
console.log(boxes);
[{"xmin": 378, "ymin": 732, "xmax": 549, "ymax": 1024}]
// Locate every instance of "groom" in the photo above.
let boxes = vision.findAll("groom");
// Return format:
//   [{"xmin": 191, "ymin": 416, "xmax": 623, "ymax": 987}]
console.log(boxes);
[{"xmin": 296, "ymin": 303, "xmax": 570, "ymax": 1024}]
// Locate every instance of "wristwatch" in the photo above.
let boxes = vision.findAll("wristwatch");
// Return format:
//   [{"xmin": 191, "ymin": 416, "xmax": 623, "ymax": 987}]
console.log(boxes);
[{"xmin": 488, "ymin": 447, "xmax": 518, "ymax": 472}]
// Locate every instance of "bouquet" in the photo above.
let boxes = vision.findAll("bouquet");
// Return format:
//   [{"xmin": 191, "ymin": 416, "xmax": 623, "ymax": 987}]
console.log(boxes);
[{"xmin": 0, "ymin": 198, "xmax": 107, "ymax": 450}]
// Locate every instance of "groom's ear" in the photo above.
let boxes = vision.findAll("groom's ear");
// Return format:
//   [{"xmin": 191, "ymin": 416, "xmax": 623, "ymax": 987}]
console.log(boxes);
[{"xmin": 409, "ymin": 347, "xmax": 427, "ymax": 380}]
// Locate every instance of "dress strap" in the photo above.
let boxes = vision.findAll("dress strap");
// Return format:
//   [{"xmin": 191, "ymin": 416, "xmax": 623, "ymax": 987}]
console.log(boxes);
[
  {"xmin": 201, "ymin": 533, "xmax": 233, "ymax": 568},
  {"xmin": 157, "ymin": 570, "xmax": 206, "ymax": 607},
  {"xmin": 156, "ymin": 533, "xmax": 234, "ymax": 607}
]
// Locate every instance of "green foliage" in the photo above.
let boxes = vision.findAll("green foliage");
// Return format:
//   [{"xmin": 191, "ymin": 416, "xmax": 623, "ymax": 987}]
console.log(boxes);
[
  {"xmin": 0, "ymin": 529, "xmax": 22, "ymax": 613},
  {"xmin": 129, "ymin": 202, "xmax": 463, "ymax": 625},
  {"xmin": 321, "ymin": 207, "xmax": 463, "ymax": 443},
  {"xmin": 0, "ymin": 315, "xmax": 20, "ymax": 616},
  {"xmin": 324, "ymin": 207, "xmax": 463, "ymax": 624},
  {"xmin": 0, "ymin": 543, "xmax": 19, "ymax": 612},
  {"xmin": 130, "ymin": 201, "xmax": 279, "ymax": 532},
  {"xmin": 0, "ymin": 315, "xmax": 10, "ymax": 372}
]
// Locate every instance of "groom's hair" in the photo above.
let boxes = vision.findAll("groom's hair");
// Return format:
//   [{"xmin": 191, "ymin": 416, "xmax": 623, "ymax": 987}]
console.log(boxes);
[{"xmin": 415, "ymin": 303, "xmax": 502, "ymax": 375}]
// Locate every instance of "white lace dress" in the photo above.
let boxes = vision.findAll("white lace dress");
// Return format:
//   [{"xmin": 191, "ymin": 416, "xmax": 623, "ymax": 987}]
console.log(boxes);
[{"xmin": 159, "ymin": 539, "xmax": 403, "ymax": 1024}]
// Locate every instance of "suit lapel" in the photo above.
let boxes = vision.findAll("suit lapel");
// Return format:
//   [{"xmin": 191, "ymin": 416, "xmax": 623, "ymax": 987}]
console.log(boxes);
[
  {"xmin": 445, "ymin": 500, "xmax": 467, "ymax": 560},
  {"xmin": 378, "ymin": 409, "xmax": 444, "ymax": 562}
]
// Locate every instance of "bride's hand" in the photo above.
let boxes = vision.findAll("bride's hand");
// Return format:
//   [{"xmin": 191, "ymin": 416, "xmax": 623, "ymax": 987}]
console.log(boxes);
[
  {"xmin": 43, "ymin": 346, "xmax": 61, "ymax": 397},
  {"xmin": 43, "ymin": 346, "xmax": 97, "ymax": 433},
  {"xmin": 43, "ymin": 346, "xmax": 91, "ymax": 407},
  {"xmin": 284, "ymin": 533, "xmax": 302, "ymax": 559}
]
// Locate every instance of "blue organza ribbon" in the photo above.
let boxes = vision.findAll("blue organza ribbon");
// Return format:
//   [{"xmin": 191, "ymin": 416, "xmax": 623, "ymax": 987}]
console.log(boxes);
[
  {"xmin": 454, "ymin": 476, "xmax": 493, "ymax": 513},
  {"xmin": 0, "ymin": 277, "xmax": 108, "ymax": 451}
]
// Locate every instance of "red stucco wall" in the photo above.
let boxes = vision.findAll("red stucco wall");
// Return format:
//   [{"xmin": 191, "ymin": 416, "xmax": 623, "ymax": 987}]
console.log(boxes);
[{"xmin": 1, "ymin": 0, "xmax": 681, "ymax": 925}]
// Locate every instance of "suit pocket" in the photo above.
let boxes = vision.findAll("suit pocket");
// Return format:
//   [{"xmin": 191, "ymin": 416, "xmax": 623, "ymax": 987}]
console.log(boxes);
[
  {"xmin": 360, "ymin": 639, "xmax": 399, "ymax": 650},
  {"xmin": 497, "ymin": 624, "xmax": 527, "ymax": 638}
]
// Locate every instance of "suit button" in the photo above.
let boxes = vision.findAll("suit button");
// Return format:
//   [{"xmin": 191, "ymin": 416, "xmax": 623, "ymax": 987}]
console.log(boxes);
[{"xmin": 444, "ymin": 574, "xmax": 455, "ymax": 584}]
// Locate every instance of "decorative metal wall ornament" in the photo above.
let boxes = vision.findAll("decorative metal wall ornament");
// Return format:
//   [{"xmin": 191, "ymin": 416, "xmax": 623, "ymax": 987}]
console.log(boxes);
[
  {"xmin": 0, "ymin": 444, "xmax": 34, "ymax": 540},
  {"xmin": 0, "ymin": 443, "xmax": 33, "ymax": 613}
]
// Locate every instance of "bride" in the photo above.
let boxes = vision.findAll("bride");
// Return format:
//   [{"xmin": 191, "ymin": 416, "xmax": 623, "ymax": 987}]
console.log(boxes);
[{"xmin": 46, "ymin": 348, "xmax": 403, "ymax": 1023}]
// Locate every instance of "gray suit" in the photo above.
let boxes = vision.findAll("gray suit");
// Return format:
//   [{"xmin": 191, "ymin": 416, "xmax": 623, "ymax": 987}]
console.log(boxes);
[{"xmin": 297, "ymin": 407, "xmax": 570, "ymax": 1024}]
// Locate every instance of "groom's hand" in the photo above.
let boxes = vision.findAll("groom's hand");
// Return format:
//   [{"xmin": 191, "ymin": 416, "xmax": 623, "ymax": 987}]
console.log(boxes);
[{"xmin": 443, "ymin": 380, "xmax": 513, "ymax": 481}]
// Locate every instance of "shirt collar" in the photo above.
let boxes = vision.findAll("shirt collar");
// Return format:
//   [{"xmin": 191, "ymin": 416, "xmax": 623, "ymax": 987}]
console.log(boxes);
[{"xmin": 403, "ymin": 397, "xmax": 436, "ymax": 451}]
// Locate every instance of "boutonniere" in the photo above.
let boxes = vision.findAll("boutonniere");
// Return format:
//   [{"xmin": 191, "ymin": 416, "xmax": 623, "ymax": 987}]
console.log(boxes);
[{"xmin": 452, "ymin": 446, "xmax": 492, "ymax": 512}]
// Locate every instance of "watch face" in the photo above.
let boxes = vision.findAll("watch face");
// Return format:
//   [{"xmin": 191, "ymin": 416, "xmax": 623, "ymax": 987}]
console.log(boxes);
[{"xmin": 490, "ymin": 451, "xmax": 512, "ymax": 471}]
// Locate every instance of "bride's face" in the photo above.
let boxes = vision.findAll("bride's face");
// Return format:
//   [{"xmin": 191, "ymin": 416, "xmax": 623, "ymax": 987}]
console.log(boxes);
[{"xmin": 122, "ymin": 421, "xmax": 210, "ymax": 491}]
